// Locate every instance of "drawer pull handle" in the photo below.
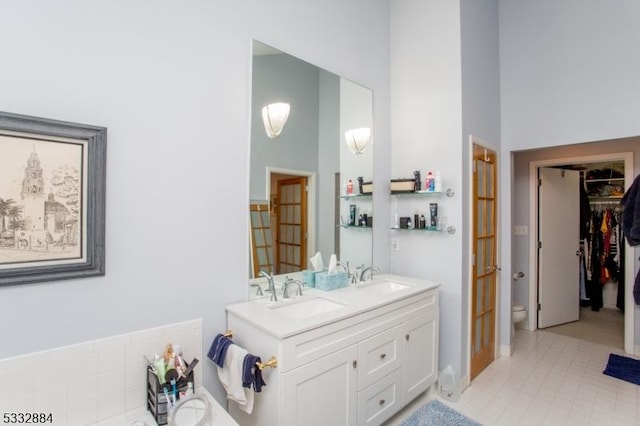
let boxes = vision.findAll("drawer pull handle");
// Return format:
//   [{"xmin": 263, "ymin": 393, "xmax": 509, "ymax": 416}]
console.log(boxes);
[
  {"xmin": 380, "ymin": 353, "xmax": 386, "ymax": 359},
  {"xmin": 353, "ymin": 360, "xmax": 357, "ymax": 368},
  {"xmin": 406, "ymin": 334, "xmax": 410, "ymax": 341},
  {"xmin": 379, "ymin": 399, "xmax": 385, "ymax": 405}
]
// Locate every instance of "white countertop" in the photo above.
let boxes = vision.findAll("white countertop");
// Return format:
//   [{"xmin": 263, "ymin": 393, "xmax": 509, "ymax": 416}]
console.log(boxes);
[
  {"xmin": 228, "ymin": 274, "xmax": 440, "ymax": 339},
  {"xmin": 97, "ymin": 387, "xmax": 238, "ymax": 426}
]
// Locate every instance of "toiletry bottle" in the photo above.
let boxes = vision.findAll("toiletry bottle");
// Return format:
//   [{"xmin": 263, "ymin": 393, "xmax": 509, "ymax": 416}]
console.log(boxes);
[
  {"xmin": 426, "ymin": 171, "xmax": 434, "ymax": 191},
  {"xmin": 420, "ymin": 214, "xmax": 426, "ymax": 229},
  {"xmin": 413, "ymin": 170, "xmax": 421, "ymax": 192},
  {"xmin": 347, "ymin": 179, "xmax": 354, "ymax": 195},
  {"xmin": 430, "ymin": 203, "xmax": 438, "ymax": 228},
  {"xmin": 435, "ymin": 171, "xmax": 443, "ymax": 192}
]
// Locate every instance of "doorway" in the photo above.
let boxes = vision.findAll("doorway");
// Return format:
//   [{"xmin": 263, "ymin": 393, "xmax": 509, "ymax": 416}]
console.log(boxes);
[
  {"xmin": 267, "ymin": 168, "xmax": 315, "ymax": 275},
  {"xmin": 528, "ymin": 152, "xmax": 634, "ymax": 353}
]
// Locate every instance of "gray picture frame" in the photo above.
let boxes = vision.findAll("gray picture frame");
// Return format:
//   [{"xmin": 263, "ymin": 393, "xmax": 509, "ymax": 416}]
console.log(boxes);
[{"xmin": 0, "ymin": 111, "xmax": 106, "ymax": 286}]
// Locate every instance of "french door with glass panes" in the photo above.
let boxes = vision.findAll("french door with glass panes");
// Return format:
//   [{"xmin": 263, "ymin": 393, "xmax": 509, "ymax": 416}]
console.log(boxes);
[
  {"xmin": 471, "ymin": 143, "xmax": 498, "ymax": 379},
  {"xmin": 276, "ymin": 177, "xmax": 307, "ymax": 274}
]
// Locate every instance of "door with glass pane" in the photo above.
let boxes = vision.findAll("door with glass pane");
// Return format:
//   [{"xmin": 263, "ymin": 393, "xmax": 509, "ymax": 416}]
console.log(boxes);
[
  {"xmin": 471, "ymin": 144, "xmax": 498, "ymax": 379},
  {"xmin": 249, "ymin": 202, "xmax": 274, "ymax": 278},
  {"xmin": 276, "ymin": 177, "xmax": 308, "ymax": 274}
]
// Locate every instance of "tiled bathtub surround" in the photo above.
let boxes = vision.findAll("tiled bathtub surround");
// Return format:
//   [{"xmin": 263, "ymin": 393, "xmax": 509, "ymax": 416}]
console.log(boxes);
[{"xmin": 0, "ymin": 319, "xmax": 203, "ymax": 425}]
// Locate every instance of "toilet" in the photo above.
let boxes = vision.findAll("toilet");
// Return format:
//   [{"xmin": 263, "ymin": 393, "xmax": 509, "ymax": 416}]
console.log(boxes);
[{"xmin": 512, "ymin": 305, "xmax": 526, "ymax": 336}]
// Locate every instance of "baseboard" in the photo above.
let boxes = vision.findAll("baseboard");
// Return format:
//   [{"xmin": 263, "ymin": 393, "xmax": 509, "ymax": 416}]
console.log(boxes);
[
  {"xmin": 500, "ymin": 343, "xmax": 513, "ymax": 357},
  {"xmin": 459, "ymin": 374, "xmax": 469, "ymax": 393}
]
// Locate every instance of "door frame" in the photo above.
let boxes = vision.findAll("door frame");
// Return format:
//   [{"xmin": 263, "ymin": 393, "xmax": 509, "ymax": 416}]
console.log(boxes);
[
  {"xmin": 467, "ymin": 135, "xmax": 501, "ymax": 382},
  {"xmin": 266, "ymin": 166, "xmax": 316, "ymax": 266},
  {"xmin": 528, "ymin": 152, "xmax": 634, "ymax": 354}
]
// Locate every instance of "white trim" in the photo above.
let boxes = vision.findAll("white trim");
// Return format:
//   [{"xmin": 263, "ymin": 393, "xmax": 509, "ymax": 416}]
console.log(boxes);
[
  {"xmin": 266, "ymin": 166, "xmax": 317, "ymax": 265},
  {"xmin": 468, "ymin": 135, "xmax": 501, "ymax": 380},
  {"xmin": 528, "ymin": 152, "xmax": 634, "ymax": 355},
  {"xmin": 500, "ymin": 344, "xmax": 512, "ymax": 357}
]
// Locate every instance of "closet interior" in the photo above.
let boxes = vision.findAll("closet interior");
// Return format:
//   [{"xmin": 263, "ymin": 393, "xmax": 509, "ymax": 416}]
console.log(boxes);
[{"xmin": 581, "ymin": 161, "xmax": 625, "ymax": 312}]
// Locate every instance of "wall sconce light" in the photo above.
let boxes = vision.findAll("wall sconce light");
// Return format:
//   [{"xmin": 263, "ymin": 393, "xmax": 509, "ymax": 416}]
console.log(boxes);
[
  {"xmin": 344, "ymin": 127, "xmax": 371, "ymax": 154},
  {"xmin": 262, "ymin": 102, "xmax": 290, "ymax": 139}
]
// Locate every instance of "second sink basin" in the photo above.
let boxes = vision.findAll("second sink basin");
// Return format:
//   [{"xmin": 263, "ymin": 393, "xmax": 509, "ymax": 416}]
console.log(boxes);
[
  {"xmin": 356, "ymin": 280, "xmax": 410, "ymax": 295},
  {"xmin": 269, "ymin": 297, "xmax": 346, "ymax": 319}
]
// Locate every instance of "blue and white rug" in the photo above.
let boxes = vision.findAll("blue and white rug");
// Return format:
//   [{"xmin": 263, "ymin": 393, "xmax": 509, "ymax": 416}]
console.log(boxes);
[{"xmin": 400, "ymin": 399, "xmax": 482, "ymax": 426}]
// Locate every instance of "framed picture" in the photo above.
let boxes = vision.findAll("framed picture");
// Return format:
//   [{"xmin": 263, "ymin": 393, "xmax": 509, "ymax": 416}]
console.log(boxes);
[{"xmin": 0, "ymin": 112, "xmax": 106, "ymax": 286}]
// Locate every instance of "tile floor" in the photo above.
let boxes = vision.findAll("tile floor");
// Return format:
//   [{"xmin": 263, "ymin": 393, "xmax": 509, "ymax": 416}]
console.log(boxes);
[{"xmin": 386, "ymin": 316, "xmax": 638, "ymax": 425}]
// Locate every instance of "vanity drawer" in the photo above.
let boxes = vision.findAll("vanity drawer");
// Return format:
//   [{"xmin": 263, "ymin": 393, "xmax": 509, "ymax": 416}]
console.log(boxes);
[
  {"xmin": 357, "ymin": 325, "xmax": 402, "ymax": 390},
  {"xmin": 357, "ymin": 368, "xmax": 402, "ymax": 426}
]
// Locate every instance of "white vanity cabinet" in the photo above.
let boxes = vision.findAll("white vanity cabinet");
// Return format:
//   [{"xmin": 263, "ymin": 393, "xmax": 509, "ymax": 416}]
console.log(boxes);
[{"xmin": 226, "ymin": 281, "xmax": 439, "ymax": 426}]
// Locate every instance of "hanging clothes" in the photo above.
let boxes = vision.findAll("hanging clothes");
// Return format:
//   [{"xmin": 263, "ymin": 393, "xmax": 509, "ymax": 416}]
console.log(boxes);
[
  {"xmin": 620, "ymin": 174, "xmax": 640, "ymax": 304},
  {"xmin": 584, "ymin": 206, "xmax": 625, "ymax": 311}
]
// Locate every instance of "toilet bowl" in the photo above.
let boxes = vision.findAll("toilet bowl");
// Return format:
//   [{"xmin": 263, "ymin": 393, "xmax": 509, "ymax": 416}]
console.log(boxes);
[{"xmin": 512, "ymin": 305, "xmax": 526, "ymax": 336}]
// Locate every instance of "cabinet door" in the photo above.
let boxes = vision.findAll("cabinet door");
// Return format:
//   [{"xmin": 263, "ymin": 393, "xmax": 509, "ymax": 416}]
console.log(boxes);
[
  {"xmin": 281, "ymin": 345, "xmax": 358, "ymax": 426},
  {"xmin": 402, "ymin": 308, "xmax": 439, "ymax": 405}
]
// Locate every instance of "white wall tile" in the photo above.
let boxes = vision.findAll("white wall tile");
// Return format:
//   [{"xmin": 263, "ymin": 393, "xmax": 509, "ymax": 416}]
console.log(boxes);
[
  {"xmin": 0, "ymin": 320, "xmax": 203, "ymax": 422},
  {"xmin": 98, "ymin": 347, "xmax": 125, "ymax": 373},
  {"xmin": 98, "ymin": 391, "xmax": 125, "ymax": 421},
  {"xmin": 125, "ymin": 384, "xmax": 147, "ymax": 411},
  {"xmin": 35, "ymin": 358, "xmax": 68, "ymax": 391},
  {"xmin": 67, "ymin": 399, "xmax": 98, "ymax": 426},
  {"xmin": 68, "ymin": 376, "xmax": 98, "ymax": 405},
  {"xmin": 125, "ymin": 362, "xmax": 146, "ymax": 389},
  {"xmin": 98, "ymin": 369, "xmax": 125, "ymax": 397},
  {"xmin": 67, "ymin": 353, "xmax": 98, "ymax": 382}
]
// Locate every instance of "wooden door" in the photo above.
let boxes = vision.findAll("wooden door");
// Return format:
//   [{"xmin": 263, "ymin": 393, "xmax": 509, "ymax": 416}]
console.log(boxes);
[
  {"xmin": 276, "ymin": 176, "xmax": 307, "ymax": 274},
  {"xmin": 471, "ymin": 144, "xmax": 498, "ymax": 379}
]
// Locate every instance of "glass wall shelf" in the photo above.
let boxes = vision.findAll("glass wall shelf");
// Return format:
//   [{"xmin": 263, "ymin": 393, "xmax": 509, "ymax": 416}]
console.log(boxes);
[{"xmin": 340, "ymin": 193, "xmax": 372, "ymax": 199}]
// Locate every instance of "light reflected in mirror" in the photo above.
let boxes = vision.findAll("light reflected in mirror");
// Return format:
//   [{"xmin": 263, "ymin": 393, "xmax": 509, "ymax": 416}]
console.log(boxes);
[{"xmin": 249, "ymin": 40, "xmax": 374, "ymax": 294}]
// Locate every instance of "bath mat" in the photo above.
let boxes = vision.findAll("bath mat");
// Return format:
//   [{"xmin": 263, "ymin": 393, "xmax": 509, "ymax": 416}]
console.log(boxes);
[
  {"xmin": 400, "ymin": 399, "xmax": 482, "ymax": 426},
  {"xmin": 603, "ymin": 353, "xmax": 640, "ymax": 385}
]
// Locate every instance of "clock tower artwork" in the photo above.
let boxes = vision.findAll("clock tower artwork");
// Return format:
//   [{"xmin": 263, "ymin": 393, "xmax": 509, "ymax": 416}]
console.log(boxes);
[
  {"xmin": 15, "ymin": 147, "xmax": 73, "ymax": 251},
  {"xmin": 20, "ymin": 147, "xmax": 46, "ymax": 231}
]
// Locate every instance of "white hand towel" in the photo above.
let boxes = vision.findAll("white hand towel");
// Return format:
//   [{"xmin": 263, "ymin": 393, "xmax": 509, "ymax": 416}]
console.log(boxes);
[{"xmin": 217, "ymin": 344, "xmax": 255, "ymax": 414}]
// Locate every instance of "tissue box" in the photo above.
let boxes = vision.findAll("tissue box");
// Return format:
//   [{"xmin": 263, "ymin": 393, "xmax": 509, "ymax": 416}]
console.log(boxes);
[
  {"xmin": 302, "ymin": 269, "xmax": 321, "ymax": 287},
  {"xmin": 390, "ymin": 178, "xmax": 415, "ymax": 193},
  {"xmin": 315, "ymin": 271, "xmax": 349, "ymax": 291}
]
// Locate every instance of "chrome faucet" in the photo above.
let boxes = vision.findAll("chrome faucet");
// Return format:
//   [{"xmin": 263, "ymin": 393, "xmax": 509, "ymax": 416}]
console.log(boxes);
[
  {"xmin": 359, "ymin": 266, "xmax": 381, "ymax": 282},
  {"xmin": 259, "ymin": 270, "xmax": 278, "ymax": 301},
  {"xmin": 250, "ymin": 283, "xmax": 263, "ymax": 297},
  {"xmin": 283, "ymin": 278, "xmax": 303, "ymax": 299}
]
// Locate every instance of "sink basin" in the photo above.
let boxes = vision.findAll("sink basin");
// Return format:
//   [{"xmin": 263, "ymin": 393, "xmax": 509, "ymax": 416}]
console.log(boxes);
[
  {"xmin": 269, "ymin": 297, "xmax": 345, "ymax": 319},
  {"xmin": 356, "ymin": 280, "xmax": 410, "ymax": 295}
]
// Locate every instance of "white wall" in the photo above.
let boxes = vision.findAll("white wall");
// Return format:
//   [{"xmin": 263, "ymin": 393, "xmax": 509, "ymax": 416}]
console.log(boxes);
[
  {"xmin": 389, "ymin": 0, "xmax": 501, "ymax": 381},
  {"xmin": 500, "ymin": 0, "xmax": 640, "ymax": 347},
  {"xmin": 390, "ymin": 0, "xmax": 464, "ymax": 377},
  {"xmin": 500, "ymin": 0, "xmax": 640, "ymax": 150},
  {"xmin": 0, "ymin": 0, "xmax": 391, "ymax": 404}
]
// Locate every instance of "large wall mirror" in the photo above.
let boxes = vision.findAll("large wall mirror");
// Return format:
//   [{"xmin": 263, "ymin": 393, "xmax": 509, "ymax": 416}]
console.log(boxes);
[{"xmin": 249, "ymin": 40, "xmax": 374, "ymax": 290}]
